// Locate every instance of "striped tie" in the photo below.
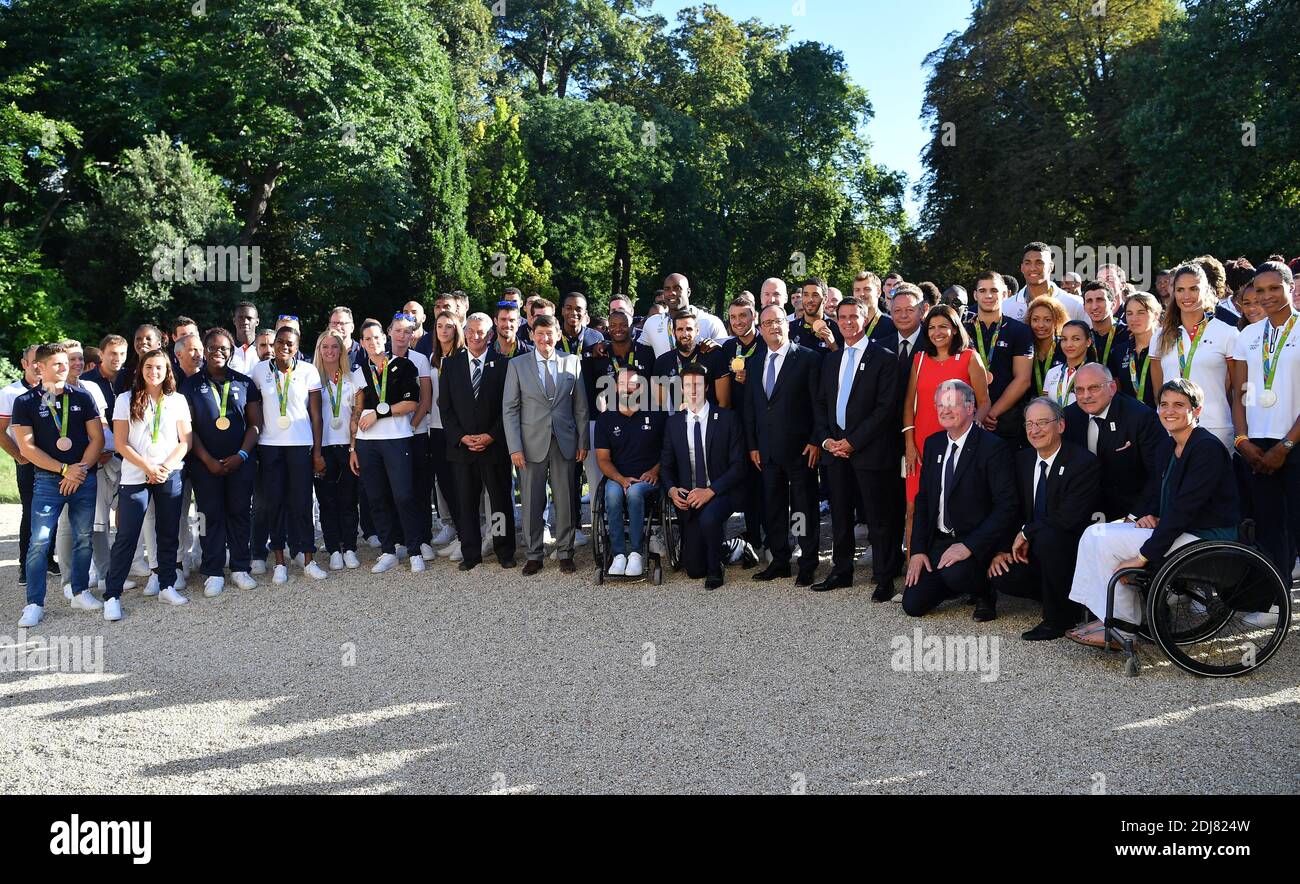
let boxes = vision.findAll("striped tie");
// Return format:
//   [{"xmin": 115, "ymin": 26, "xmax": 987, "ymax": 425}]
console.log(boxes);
[{"xmin": 471, "ymin": 357, "xmax": 482, "ymax": 398}]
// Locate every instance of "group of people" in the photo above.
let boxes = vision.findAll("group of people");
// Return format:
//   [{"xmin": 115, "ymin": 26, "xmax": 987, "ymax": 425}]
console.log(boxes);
[{"xmin": 4, "ymin": 246, "xmax": 1298, "ymax": 654}]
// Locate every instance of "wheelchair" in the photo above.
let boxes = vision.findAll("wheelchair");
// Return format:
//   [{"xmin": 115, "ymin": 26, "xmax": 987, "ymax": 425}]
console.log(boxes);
[
  {"xmin": 591, "ymin": 477, "xmax": 679, "ymax": 585},
  {"xmin": 1103, "ymin": 522, "xmax": 1292, "ymax": 677}
]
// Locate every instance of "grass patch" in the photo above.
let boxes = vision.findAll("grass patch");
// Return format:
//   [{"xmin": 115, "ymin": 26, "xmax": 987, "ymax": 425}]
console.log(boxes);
[{"xmin": 0, "ymin": 454, "xmax": 18, "ymax": 504}]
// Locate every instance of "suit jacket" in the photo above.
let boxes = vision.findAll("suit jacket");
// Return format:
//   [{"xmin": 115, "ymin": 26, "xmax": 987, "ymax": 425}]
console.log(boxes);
[
  {"xmin": 911, "ymin": 424, "xmax": 1017, "ymax": 562},
  {"xmin": 1138, "ymin": 426, "xmax": 1239, "ymax": 564},
  {"xmin": 1014, "ymin": 440, "xmax": 1101, "ymax": 545},
  {"xmin": 814, "ymin": 338, "xmax": 899, "ymax": 471},
  {"xmin": 1063, "ymin": 394, "xmax": 1163, "ymax": 521},
  {"xmin": 439, "ymin": 348, "xmax": 509, "ymax": 464},
  {"xmin": 661, "ymin": 406, "xmax": 745, "ymax": 498},
  {"xmin": 743, "ymin": 343, "xmax": 821, "ymax": 467},
  {"xmin": 503, "ymin": 350, "xmax": 589, "ymax": 462}
]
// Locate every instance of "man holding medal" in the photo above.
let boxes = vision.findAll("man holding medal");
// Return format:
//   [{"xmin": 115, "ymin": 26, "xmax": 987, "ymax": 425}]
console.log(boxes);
[
  {"xmin": 0, "ymin": 345, "xmax": 49, "ymax": 590},
  {"xmin": 965, "ymin": 271, "xmax": 1033, "ymax": 446},
  {"xmin": 788, "ymin": 277, "xmax": 844, "ymax": 355},
  {"xmin": 1231, "ymin": 262, "xmax": 1300, "ymax": 587},
  {"xmin": 652, "ymin": 309, "xmax": 731, "ymax": 412},
  {"xmin": 718, "ymin": 295, "xmax": 766, "ymax": 559},
  {"xmin": 10, "ymin": 343, "xmax": 106, "ymax": 627},
  {"xmin": 181, "ymin": 328, "xmax": 263, "ymax": 596},
  {"xmin": 349, "ymin": 319, "xmax": 424, "ymax": 575}
]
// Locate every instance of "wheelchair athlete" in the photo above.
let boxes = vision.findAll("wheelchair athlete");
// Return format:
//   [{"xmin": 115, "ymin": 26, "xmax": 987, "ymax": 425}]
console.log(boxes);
[
  {"xmin": 1066, "ymin": 378, "xmax": 1242, "ymax": 648},
  {"xmin": 594, "ymin": 369, "xmax": 667, "ymax": 577}
]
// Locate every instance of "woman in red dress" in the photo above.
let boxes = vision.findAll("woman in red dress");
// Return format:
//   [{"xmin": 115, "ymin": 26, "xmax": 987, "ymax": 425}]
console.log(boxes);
[{"xmin": 902, "ymin": 306, "xmax": 991, "ymax": 551}]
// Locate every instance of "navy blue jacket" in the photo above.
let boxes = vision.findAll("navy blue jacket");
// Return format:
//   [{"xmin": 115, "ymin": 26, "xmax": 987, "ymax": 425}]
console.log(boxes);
[{"xmin": 661, "ymin": 406, "xmax": 745, "ymax": 497}]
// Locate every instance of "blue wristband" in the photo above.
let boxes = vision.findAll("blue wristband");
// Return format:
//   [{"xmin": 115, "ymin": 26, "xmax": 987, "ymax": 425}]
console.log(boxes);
[{"xmin": 237, "ymin": 449, "xmax": 249, "ymax": 461}]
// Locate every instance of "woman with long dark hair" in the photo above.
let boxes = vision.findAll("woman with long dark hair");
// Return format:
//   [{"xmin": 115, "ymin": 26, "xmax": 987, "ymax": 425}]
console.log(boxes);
[{"xmin": 102, "ymin": 349, "xmax": 192, "ymax": 621}]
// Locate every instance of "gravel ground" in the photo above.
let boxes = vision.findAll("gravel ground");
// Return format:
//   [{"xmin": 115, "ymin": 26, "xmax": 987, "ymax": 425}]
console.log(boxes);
[{"xmin": 2, "ymin": 501, "xmax": 1297, "ymax": 795}]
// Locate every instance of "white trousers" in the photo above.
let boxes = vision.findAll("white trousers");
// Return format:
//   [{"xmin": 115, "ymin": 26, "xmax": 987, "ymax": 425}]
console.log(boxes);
[{"xmin": 1069, "ymin": 522, "xmax": 1199, "ymax": 624}]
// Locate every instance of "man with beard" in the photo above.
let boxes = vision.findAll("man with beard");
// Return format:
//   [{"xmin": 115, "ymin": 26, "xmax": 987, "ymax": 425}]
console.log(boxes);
[{"xmin": 653, "ymin": 309, "xmax": 731, "ymax": 412}]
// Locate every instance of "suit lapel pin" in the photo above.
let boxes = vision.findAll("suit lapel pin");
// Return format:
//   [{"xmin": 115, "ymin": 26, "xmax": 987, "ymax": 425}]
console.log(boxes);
[
  {"xmin": 1110, "ymin": 422, "xmax": 1116, "ymax": 432},
  {"xmin": 1058, "ymin": 466, "xmax": 1065, "ymax": 476}
]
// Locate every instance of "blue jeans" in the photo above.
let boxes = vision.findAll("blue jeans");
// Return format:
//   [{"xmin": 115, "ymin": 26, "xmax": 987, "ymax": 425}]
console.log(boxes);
[
  {"xmin": 106, "ymin": 472, "xmax": 183, "ymax": 600},
  {"xmin": 26, "ymin": 471, "xmax": 97, "ymax": 606},
  {"xmin": 604, "ymin": 480, "xmax": 656, "ymax": 556}
]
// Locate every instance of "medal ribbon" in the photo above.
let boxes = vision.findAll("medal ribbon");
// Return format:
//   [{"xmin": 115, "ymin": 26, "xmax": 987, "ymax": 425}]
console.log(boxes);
[
  {"xmin": 210, "ymin": 380, "xmax": 230, "ymax": 423},
  {"xmin": 150, "ymin": 396, "xmax": 164, "ymax": 444},
  {"xmin": 1176, "ymin": 315, "xmax": 1211, "ymax": 379},
  {"xmin": 1100, "ymin": 326, "xmax": 1116, "ymax": 365},
  {"xmin": 1033, "ymin": 340, "xmax": 1057, "ymax": 395},
  {"xmin": 1262, "ymin": 313, "xmax": 1298, "ymax": 393},
  {"xmin": 865, "ymin": 314, "xmax": 881, "ymax": 340},
  {"xmin": 1128, "ymin": 349, "xmax": 1150, "ymax": 402},
  {"xmin": 1055, "ymin": 364, "xmax": 1079, "ymax": 405},
  {"xmin": 975, "ymin": 320, "xmax": 1001, "ymax": 367},
  {"xmin": 46, "ymin": 391, "xmax": 69, "ymax": 441},
  {"xmin": 370, "ymin": 358, "xmax": 389, "ymax": 407},
  {"xmin": 273, "ymin": 362, "xmax": 293, "ymax": 418},
  {"xmin": 325, "ymin": 370, "xmax": 343, "ymax": 419}
]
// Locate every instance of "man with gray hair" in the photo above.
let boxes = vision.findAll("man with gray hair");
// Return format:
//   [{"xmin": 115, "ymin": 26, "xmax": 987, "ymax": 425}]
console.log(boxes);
[
  {"xmin": 173, "ymin": 333, "xmax": 204, "ymax": 379},
  {"xmin": 903, "ymin": 380, "xmax": 1017, "ymax": 621},
  {"xmin": 988, "ymin": 397, "xmax": 1101, "ymax": 639}
]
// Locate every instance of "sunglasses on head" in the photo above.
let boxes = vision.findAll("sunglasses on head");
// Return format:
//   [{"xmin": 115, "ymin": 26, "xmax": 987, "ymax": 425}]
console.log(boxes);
[
  {"xmin": 393, "ymin": 312, "xmax": 416, "ymax": 322},
  {"xmin": 277, "ymin": 314, "xmax": 299, "ymax": 322}
]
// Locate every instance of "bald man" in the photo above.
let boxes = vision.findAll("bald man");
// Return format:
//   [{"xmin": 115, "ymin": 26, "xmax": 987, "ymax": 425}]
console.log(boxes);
[{"xmin": 640, "ymin": 273, "xmax": 727, "ymax": 358}]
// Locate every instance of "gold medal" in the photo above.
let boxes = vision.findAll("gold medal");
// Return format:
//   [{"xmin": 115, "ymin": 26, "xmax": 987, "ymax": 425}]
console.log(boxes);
[
  {"xmin": 215, "ymin": 417, "xmax": 231, "ymax": 431},
  {"xmin": 277, "ymin": 415, "xmax": 291, "ymax": 430},
  {"xmin": 730, "ymin": 356, "xmax": 745, "ymax": 373}
]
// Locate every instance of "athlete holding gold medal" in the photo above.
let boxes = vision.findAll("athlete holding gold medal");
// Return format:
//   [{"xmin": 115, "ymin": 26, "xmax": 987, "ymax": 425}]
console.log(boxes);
[
  {"xmin": 180, "ymin": 328, "xmax": 263, "ymax": 596},
  {"xmin": 250, "ymin": 326, "xmax": 327, "ymax": 584}
]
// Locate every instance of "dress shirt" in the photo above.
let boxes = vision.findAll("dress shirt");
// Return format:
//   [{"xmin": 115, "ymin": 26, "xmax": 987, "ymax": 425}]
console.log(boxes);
[
  {"xmin": 937, "ymin": 423, "xmax": 974, "ymax": 534},
  {"xmin": 684, "ymin": 401, "xmax": 711, "ymax": 487},
  {"xmin": 1085, "ymin": 402, "xmax": 1112, "ymax": 455}
]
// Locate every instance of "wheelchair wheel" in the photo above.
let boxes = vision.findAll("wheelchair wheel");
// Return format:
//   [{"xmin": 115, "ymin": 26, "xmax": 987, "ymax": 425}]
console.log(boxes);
[
  {"xmin": 658, "ymin": 497, "xmax": 682, "ymax": 571},
  {"xmin": 592, "ymin": 478, "xmax": 608, "ymax": 581},
  {"xmin": 1146, "ymin": 541, "xmax": 1291, "ymax": 677}
]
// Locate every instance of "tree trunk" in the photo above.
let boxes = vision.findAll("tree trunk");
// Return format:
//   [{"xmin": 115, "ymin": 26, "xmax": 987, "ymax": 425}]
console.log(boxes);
[{"xmin": 238, "ymin": 161, "xmax": 284, "ymax": 246}]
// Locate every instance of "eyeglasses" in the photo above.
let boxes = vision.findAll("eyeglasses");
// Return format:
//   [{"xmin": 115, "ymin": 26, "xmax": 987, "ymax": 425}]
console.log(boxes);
[
  {"xmin": 760, "ymin": 320, "xmax": 785, "ymax": 329},
  {"xmin": 1024, "ymin": 419, "xmax": 1058, "ymax": 431}
]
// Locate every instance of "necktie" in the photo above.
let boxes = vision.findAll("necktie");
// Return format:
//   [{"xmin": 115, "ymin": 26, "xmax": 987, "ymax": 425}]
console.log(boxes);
[
  {"xmin": 836, "ymin": 345, "xmax": 856, "ymax": 430},
  {"xmin": 765, "ymin": 352, "xmax": 778, "ymax": 398},
  {"xmin": 543, "ymin": 359, "xmax": 557, "ymax": 399},
  {"xmin": 942, "ymin": 442, "xmax": 958, "ymax": 532},
  {"xmin": 1088, "ymin": 415, "xmax": 1102, "ymax": 455},
  {"xmin": 898, "ymin": 339, "xmax": 911, "ymax": 369},
  {"xmin": 692, "ymin": 417, "xmax": 708, "ymax": 489},
  {"xmin": 471, "ymin": 357, "xmax": 482, "ymax": 398},
  {"xmin": 1034, "ymin": 460, "xmax": 1049, "ymax": 522}
]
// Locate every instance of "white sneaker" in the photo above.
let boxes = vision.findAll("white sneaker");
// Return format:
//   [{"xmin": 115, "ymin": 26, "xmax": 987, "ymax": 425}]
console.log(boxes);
[
  {"xmin": 122, "ymin": 578, "xmax": 137, "ymax": 591},
  {"xmin": 420, "ymin": 543, "xmax": 437, "ymax": 560},
  {"xmin": 232, "ymin": 571, "xmax": 257, "ymax": 590},
  {"xmin": 1242, "ymin": 606, "xmax": 1280, "ymax": 629},
  {"xmin": 103, "ymin": 598, "xmax": 122, "ymax": 622},
  {"xmin": 432, "ymin": 524, "xmax": 456, "ymax": 546},
  {"xmin": 204, "ymin": 576, "xmax": 225, "ymax": 597},
  {"xmin": 250, "ymin": 559, "xmax": 268, "ymax": 576},
  {"xmin": 328, "ymin": 551, "xmax": 344, "ymax": 571},
  {"xmin": 70, "ymin": 591, "xmax": 103, "ymax": 611},
  {"xmin": 142, "ymin": 574, "xmax": 160, "ymax": 597},
  {"xmin": 272, "ymin": 564, "xmax": 288, "ymax": 584},
  {"xmin": 574, "ymin": 529, "xmax": 588, "ymax": 547},
  {"xmin": 159, "ymin": 585, "xmax": 189, "ymax": 605},
  {"xmin": 410, "ymin": 555, "xmax": 426, "ymax": 573},
  {"xmin": 448, "ymin": 540, "xmax": 464, "ymax": 562},
  {"xmin": 626, "ymin": 552, "xmax": 644, "ymax": 577},
  {"xmin": 18, "ymin": 604, "xmax": 43, "ymax": 627},
  {"xmin": 608, "ymin": 554, "xmax": 627, "ymax": 576},
  {"xmin": 371, "ymin": 553, "xmax": 399, "ymax": 574},
  {"xmin": 63, "ymin": 583, "xmax": 73, "ymax": 600},
  {"xmin": 395, "ymin": 544, "xmax": 409, "ymax": 560},
  {"xmin": 366, "ymin": 535, "xmax": 382, "ymax": 549},
  {"xmin": 343, "ymin": 550, "xmax": 360, "ymax": 569},
  {"xmin": 304, "ymin": 561, "xmax": 328, "ymax": 580}
]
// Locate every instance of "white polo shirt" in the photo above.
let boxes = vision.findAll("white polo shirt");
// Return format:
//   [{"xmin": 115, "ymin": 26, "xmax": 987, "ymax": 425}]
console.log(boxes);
[
  {"xmin": 1150, "ymin": 317, "xmax": 1238, "ymax": 430},
  {"xmin": 112, "ymin": 391, "xmax": 190, "ymax": 485},
  {"xmin": 641, "ymin": 308, "xmax": 727, "ymax": 358},
  {"xmin": 1232, "ymin": 312, "xmax": 1300, "ymax": 440},
  {"xmin": 1005, "ymin": 283, "xmax": 1089, "ymax": 325},
  {"xmin": 250, "ymin": 360, "xmax": 322, "ymax": 446}
]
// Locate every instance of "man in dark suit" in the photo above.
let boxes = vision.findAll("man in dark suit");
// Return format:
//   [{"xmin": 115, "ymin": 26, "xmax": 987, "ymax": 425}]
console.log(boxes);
[
  {"xmin": 813, "ymin": 297, "xmax": 901, "ymax": 596},
  {"xmin": 439, "ymin": 314, "xmax": 516, "ymax": 571},
  {"xmin": 746, "ymin": 304, "xmax": 823, "ymax": 586},
  {"xmin": 988, "ymin": 397, "xmax": 1101, "ymax": 639},
  {"xmin": 1063, "ymin": 363, "xmax": 1162, "ymax": 521},
  {"xmin": 661, "ymin": 365, "xmax": 745, "ymax": 589},
  {"xmin": 903, "ymin": 380, "xmax": 1017, "ymax": 621}
]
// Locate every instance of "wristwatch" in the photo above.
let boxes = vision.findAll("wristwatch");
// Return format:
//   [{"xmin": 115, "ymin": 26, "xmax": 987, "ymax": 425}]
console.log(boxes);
[{"xmin": 1283, "ymin": 440, "xmax": 1295, "ymax": 450}]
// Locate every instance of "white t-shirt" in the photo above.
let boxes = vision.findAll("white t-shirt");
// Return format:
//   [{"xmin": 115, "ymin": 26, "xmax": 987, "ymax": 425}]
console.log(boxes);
[
  {"xmin": 318, "ymin": 368, "xmax": 360, "ymax": 448},
  {"xmin": 1151, "ymin": 317, "xmax": 1238, "ymax": 429},
  {"xmin": 350, "ymin": 363, "xmax": 414, "ymax": 442},
  {"xmin": 1005, "ymin": 284, "xmax": 1089, "ymax": 325},
  {"xmin": 0, "ymin": 379, "xmax": 30, "ymax": 443},
  {"xmin": 428, "ymin": 357, "xmax": 443, "ymax": 430},
  {"xmin": 76, "ymin": 381, "xmax": 112, "ymax": 451},
  {"xmin": 1041, "ymin": 362, "xmax": 1082, "ymax": 408},
  {"xmin": 228, "ymin": 342, "xmax": 260, "ymax": 376},
  {"xmin": 396, "ymin": 349, "xmax": 433, "ymax": 433},
  {"xmin": 250, "ymin": 360, "xmax": 322, "ymax": 447},
  {"xmin": 640, "ymin": 308, "xmax": 727, "ymax": 358},
  {"xmin": 112, "ymin": 391, "xmax": 190, "ymax": 485},
  {"xmin": 1232, "ymin": 312, "xmax": 1300, "ymax": 440}
]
